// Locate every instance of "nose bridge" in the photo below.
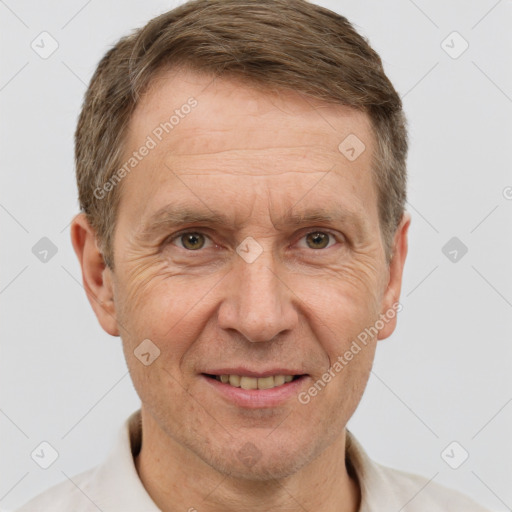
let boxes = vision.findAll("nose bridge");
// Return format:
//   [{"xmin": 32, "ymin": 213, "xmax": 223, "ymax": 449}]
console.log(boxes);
[{"xmin": 218, "ymin": 244, "xmax": 297, "ymax": 343}]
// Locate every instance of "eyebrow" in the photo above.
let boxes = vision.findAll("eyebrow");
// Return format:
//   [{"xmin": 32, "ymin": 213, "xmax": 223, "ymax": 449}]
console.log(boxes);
[{"xmin": 137, "ymin": 204, "xmax": 369, "ymax": 241}]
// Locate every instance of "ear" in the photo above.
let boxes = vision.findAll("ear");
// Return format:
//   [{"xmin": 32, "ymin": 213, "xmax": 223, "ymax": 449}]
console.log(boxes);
[
  {"xmin": 377, "ymin": 211, "xmax": 411, "ymax": 340},
  {"xmin": 70, "ymin": 213, "xmax": 119, "ymax": 336}
]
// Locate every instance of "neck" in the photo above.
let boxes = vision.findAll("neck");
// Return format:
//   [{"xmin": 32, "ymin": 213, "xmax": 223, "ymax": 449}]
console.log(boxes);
[{"xmin": 134, "ymin": 410, "xmax": 360, "ymax": 512}]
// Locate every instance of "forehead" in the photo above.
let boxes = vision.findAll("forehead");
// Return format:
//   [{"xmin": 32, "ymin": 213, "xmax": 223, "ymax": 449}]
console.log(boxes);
[
  {"xmin": 129, "ymin": 67, "xmax": 374, "ymax": 158},
  {"xmin": 118, "ymin": 67, "xmax": 379, "ymax": 232}
]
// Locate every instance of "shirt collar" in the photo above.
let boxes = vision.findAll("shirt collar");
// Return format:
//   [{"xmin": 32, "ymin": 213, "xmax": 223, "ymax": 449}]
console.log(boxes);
[
  {"xmin": 91, "ymin": 410, "xmax": 160, "ymax": 511},
  {"xmin": 345, "ymin": 429, "xmax": 403, "ymax": 511}
]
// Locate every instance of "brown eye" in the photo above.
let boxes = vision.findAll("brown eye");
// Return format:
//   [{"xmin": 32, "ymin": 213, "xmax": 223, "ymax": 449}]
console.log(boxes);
[
  {"xmin": 179, "ymin": 232, "xmax": 206, "ymax": 250},
  {"xmin": 305, "ymin": 232, "xmax": 332, "ymax": 249}
]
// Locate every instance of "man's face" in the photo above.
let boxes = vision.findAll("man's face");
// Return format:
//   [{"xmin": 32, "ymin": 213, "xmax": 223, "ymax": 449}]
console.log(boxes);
[{"xmin": 99, "ymin": 68, "xmax": 406, "ymax": 479}]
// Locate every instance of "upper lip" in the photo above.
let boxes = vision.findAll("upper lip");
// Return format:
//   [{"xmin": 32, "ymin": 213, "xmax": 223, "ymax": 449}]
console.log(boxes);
[{"xmin": 202, "ymin": 368, "xmax": 306, "ymax": 378}]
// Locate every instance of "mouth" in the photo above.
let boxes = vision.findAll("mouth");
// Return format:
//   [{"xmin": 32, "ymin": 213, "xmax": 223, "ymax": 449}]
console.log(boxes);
[
  {"xmin": 200, "ymin": 368, "xmax": 309, "ymax": 408},
  {"xmin": 203, "ymin": 373, "xmax": 303, "ymax": 390}
]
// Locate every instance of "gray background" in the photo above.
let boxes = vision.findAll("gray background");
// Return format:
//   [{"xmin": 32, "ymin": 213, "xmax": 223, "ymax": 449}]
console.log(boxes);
[{"xmin": 1, "ymin": 0, "xmax": 511, "ymax": 510}]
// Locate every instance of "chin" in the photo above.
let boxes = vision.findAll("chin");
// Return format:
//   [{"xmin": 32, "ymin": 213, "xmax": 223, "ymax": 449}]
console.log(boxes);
[{"xmin": 196, "ymin": 434, "xmax": 325, "ymax": 481}]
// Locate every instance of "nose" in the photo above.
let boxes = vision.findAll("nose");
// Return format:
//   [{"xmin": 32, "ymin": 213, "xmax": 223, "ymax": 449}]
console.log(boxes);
[{"xmin": 217, "ymin": 247, "xmax": 298, "ymax": 343}]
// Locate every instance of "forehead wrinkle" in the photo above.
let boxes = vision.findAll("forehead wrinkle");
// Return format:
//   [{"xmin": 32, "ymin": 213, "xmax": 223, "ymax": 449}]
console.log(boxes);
[
  {"xmin": 164, "ymin": 164, "xmax": 337, "ymax": 182},
  {"xmin": 167, "ymin": 169, "xmax": 330, "ymax": 178},
  {"xmin": 163, "ymin": 146, "xmax": 340, "ymax": 176},
  {"xmin": 169, "ymin": 144, "xmax": 338, "ymax": 157}
]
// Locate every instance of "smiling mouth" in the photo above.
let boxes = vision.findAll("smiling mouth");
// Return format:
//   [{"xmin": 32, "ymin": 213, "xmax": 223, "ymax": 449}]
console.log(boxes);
[{"xmin": 203, "ymin": 374, "xmax": 304, "ymax": 390}]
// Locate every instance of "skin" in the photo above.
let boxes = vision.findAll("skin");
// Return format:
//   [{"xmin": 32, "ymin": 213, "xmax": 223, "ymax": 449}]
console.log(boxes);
[{"xmin": 71, "ymin": 67, "xmax": 410, "ymax": 512}]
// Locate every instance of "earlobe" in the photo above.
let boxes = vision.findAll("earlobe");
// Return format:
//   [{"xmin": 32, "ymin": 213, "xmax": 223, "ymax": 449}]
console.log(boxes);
[
  {"xmin": 70, "ymin": 213, "xmax": 120, "ymax": 337},
  {"xmin": 377, "ymin": 211, "xmax": 411, "ymax": 341}
]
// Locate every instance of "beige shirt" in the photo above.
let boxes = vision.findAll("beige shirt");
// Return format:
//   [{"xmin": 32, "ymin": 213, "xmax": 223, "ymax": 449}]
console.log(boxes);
[{"xmin": 17, "ymin": 410, "xmax": 490, "ymax": 512}]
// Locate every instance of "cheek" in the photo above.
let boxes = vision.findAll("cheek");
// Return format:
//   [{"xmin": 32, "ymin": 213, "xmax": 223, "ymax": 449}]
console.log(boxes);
[
  {"xmin": 115, "ymin": 260, "xmax": 222, "ymax": 361},
  {"xmin": 284, "ymin": 263, "xmax": 383, "ymax": 415},
  {"xmin": 323, "ymin": 345, "xmax": 376, "ymax": 434},
  {"xmin": 288, "ymin": 261, "xmax": 383, "ymax": 339},
  {"xmin": 297, "ymin": 291, "xmax": 378, "ymax": 429},
  {"xmin": 115, "ymin": 239, "xmax": 385, "ymax": 361}
]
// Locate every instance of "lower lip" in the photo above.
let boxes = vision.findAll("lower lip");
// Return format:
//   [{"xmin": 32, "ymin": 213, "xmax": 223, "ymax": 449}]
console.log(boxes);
[{"xmin": 201, "ymin": 375, "xmax": 308, "ymax": 408}]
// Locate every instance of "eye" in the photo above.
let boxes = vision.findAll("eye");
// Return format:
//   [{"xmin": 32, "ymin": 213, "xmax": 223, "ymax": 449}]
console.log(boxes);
[
  {"xmin": 298, "ymin": 231, "xmax": 338, "ymax": 250},
  {"xmin": 167, "ymin": 229, "xmax": 341, "ymax": 252},
  {"xmin": 170, "ymin": 231, "xmax": 213, "ymax": 251}
]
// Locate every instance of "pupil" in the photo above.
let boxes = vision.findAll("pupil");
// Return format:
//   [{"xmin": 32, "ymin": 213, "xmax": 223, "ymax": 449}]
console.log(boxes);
[
  {"xmin": 183, "ymin": 233, "xmax": 204, "ymax": 250},
  {"xmin": 307, "ymin": 232, "xmax": 328, "ymax": 249}
]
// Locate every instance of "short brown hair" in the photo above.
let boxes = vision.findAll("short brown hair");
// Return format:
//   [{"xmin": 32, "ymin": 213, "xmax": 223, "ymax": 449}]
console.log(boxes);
[{"xmin": 75, "ymin": 0, "xmax": 407, "ymax": 268}]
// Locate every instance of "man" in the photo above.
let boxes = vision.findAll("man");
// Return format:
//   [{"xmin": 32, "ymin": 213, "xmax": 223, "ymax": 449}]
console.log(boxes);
[{"xmin": 17, "ymin": 0, "xmax": 490, "ymax": 510}]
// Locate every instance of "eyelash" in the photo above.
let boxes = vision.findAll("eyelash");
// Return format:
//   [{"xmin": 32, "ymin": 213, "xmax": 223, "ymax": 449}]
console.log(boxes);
[{"xmin": 167, "ymin": 229, "xmax": 342, "ymax": 251}]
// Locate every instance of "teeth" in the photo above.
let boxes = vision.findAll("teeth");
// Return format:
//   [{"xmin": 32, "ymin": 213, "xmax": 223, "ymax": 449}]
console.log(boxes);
[
  {"xmin": 240, "ymin": 376, "xmax": 258, "ymax": 390},
  {"xmin": 229, "ymin": 375, "xmax": 241, "ymax": 387},
  {"xmin": 257, "ymin": 376, "xmax": 275, "ymax": 390},
  {"xmin": 274, "ymin": 375, "xmax": 285, "ymax": 386},
  {"xmin": 215, "ymin": 374, "xmax": 296, "ymax": 389}
]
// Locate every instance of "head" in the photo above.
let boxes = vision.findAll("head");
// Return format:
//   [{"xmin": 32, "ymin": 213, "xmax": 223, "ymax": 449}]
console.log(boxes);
[{"xmin": 72, "ymin": 0, "xmax": 410, "ymax": 480}]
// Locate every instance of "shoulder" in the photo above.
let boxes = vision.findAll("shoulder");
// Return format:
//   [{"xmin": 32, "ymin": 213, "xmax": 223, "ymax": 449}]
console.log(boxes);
[
  {"xmin": 15, "ymin": 410, "xmax": 155, "ymax": 512},
  {"xmin": 345, "ymin": 431, "xmax": 490, "ymax": 512},
  {"xmin": 15, "ymin": 466, "xmax": 101, "ymax": 512},
  {"xmin": 373, "ymin": 462, "xmax": 491, "ymax": 511}
]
